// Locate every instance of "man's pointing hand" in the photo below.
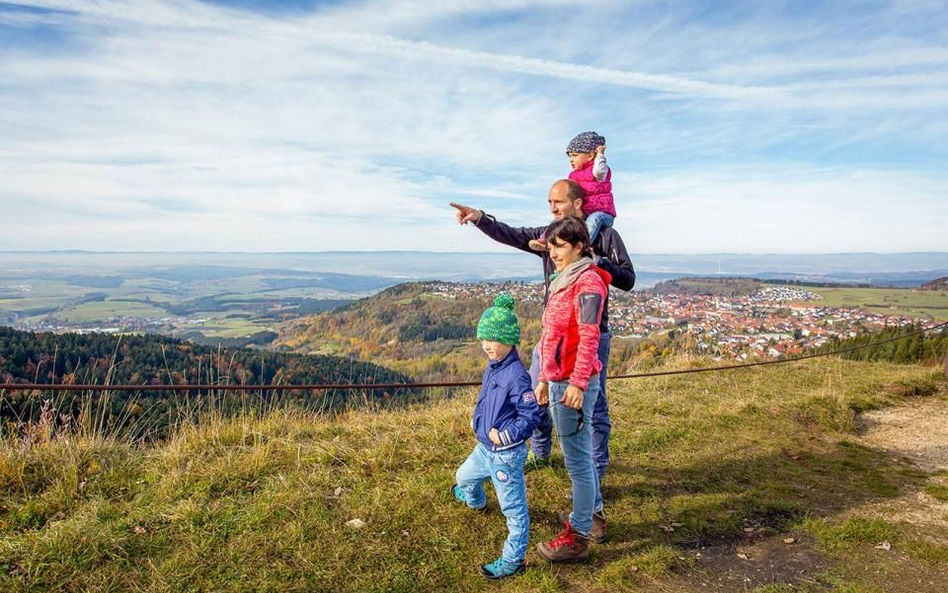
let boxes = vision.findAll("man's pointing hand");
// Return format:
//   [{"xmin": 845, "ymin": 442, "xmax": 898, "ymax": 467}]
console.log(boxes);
[{"xmin": 449, "ymin": 202, "xmax": 483, "ymax": 225}]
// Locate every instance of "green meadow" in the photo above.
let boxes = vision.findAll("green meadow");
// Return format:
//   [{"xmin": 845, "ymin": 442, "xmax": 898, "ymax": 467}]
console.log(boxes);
[
  {"xmin": 771, "ymin": 284, "xmax": 948, "ymax": 321},
  {"xmin": 2, "ymin": 357, "xmax": 946, "ymax": 592}
]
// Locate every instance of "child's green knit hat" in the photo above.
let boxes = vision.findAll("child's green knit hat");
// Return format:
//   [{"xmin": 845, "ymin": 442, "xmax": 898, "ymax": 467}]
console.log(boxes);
[{"xmin": 476, "ymin": 294, "xmax": 521, "ymax": 345}]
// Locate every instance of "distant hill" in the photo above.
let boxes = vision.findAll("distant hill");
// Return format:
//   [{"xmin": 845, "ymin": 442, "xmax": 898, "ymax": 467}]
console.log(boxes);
[
  {"xmin": 652, "ymin": 277, "xmax": 760, "ymax": 296},
  {"xmin": 0, "ymin": 327, "xmax": 414, "ymax": 437},
  {"xmin": 278, "ymin": 281, "xmax": 544, "ymax": 382},
  {"xmin": 920, "ymin": 276, "xmax": 948, "ymax": 291}
]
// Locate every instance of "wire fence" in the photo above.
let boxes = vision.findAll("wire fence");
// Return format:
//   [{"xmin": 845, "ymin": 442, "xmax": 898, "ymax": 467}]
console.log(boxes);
[{"xmin": 2, "ymin": 321, "xmax": 946, "ymax": 393}]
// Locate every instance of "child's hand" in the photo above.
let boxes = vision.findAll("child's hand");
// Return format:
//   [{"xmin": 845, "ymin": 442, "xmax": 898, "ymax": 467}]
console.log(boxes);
[
  {"xmin": 595, "ymin": 144, "xmax": 606, "ymax": 157},
  {"xmin": 535, "ymin": 382, "xmax": 549, "ymax": 405},
  {"xmin": 489, "ymin": 428, "xmax": 502, "ymax": 445}
]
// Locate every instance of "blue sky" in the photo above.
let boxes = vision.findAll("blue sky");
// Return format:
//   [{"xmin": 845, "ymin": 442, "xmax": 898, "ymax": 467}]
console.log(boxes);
[{"xmin": 1, "ymin": 0, "xmax": 946, "ymax": 254}]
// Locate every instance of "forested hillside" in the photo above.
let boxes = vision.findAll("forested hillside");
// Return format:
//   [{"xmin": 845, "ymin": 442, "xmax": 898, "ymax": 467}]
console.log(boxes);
[
  {"xmin": 652, "ymin": 277, "xmax": 760, "ymax": 296},
  {"xmin": 813, "ymin": 324, "xmax": 948, "ymax": 365},
  {"xmin": 0, "ymin": 327, "xmax": 415, "ymax": 437},
  {"xmin": 279, "ymin": 282, "xmax": 545, "ymax": 381}
]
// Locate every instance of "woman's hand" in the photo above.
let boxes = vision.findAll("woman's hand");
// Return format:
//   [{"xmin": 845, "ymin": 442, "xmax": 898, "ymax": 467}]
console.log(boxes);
[
  {"xmin": 535, "ymin": 381, "xmax": 549, "ymax": 405},
  {"xmin": 488, "ymin": 428, "xmax": 502, "ymax": 445},
  {"xmin": 563, "ymin": 384, "xmax": 584, "ymax": 410}
]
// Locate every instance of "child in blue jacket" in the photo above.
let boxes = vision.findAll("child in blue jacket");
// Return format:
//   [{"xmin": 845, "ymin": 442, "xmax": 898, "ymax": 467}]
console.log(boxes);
[{"xmin": 453, "ymin": 294, "xmax": 540, "ymax": 579}]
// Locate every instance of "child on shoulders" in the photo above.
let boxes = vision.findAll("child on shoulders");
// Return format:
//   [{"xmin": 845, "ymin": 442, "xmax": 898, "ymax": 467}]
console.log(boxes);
[{"xmin": 530, "ymin": 130, "xmax": 617, "ymax": 251}]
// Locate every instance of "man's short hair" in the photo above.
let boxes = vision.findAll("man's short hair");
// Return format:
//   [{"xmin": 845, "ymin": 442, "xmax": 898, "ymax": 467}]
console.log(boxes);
[{"xmin": 562, "ymin": 179, "xmax": 585, "ymax": 203}]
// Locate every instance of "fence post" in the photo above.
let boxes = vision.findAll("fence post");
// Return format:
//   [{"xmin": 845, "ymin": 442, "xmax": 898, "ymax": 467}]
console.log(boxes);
[{"xmin": 944, "ymin": 343, "xmax": 948, "ymax": 379}]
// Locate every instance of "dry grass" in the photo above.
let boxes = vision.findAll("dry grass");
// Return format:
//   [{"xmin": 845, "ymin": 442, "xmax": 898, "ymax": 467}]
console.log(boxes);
[{"xmin": 0, "ymin": 357, "xmax": 945, "ymax": 592}]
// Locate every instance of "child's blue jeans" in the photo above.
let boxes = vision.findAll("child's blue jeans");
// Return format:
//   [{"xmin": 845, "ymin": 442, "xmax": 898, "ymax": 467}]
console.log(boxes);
[
  {"xmin": 455, "ymin": 442, "xmax": 529, "ymax": 563},
  {"xmin": 585, "ymin": 211, "xmax": 614, "ymax": 243},
  {"xmin": 549, "ymin": 375, "xmax": 603, "ymax": 538}
]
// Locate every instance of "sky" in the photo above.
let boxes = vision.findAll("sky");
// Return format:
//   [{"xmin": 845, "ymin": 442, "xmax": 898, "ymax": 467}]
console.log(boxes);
[{"xmin": 1, "ymin": 0, "xmax": 946, "ymax": 255}]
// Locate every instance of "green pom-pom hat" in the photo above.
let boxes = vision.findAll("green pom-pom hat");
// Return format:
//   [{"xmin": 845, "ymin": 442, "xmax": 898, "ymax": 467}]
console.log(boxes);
[{"xmin": 476, "ymin": 294, "xmax": 521, "ymax": 346}]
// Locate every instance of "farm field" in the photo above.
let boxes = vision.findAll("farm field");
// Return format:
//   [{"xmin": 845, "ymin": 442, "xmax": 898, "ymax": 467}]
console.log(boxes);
[
  {"xmin": 50, "ymin": 300, "xmax": 171, "ymax": 323},
  {"xmin": 777, "ymin": 285, "xmax": 948, "ymax": 321},
  {"xmin": 0, "ymin": 264, "xmax": 378, "ymax": 341}
]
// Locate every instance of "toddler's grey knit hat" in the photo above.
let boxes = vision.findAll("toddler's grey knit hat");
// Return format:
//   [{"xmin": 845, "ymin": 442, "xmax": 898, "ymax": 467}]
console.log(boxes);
[{"xmin": 566, "ymin": 131, "xmax": 605, "ymax": 154}]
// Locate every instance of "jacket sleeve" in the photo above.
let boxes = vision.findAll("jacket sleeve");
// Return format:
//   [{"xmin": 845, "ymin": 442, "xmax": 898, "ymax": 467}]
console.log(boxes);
[
  {"xmin": 596, "ymin": 230, "xmax": 635, "ymax": 292},
  {"xmin": 497, "ymin": 371, "xmax": 541, "ymax": 446},
  {"xmin": 592, "ymin": 154, "xmax": 609, "ymax": 182},
  {"xmin": 568, "ymin": 273, "xmax": 605, "ymax": 390},
  {"xmin": 475, "ymin": 213, "xmax": 545, "ymax": 256}
]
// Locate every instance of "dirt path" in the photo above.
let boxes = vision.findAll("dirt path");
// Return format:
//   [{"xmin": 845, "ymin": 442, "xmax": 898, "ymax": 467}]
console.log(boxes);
[
  {"xmin": 857, "ymin": 396, "xmax": 948, "ymax": 473},
  {"xmin": 657, "ymin": 394, "xmax": 948, "ymax": 593},
  {"xmin": 852, "ymin": 395, "xmax": 948, "ymax": 539}
]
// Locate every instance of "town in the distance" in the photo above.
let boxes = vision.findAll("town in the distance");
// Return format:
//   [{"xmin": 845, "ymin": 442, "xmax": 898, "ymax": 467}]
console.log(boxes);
[
  {"xmin": 4, "ymin": 273, "xmax": 944, "ymax": 363},
  {"xmin": 425, "ymin": 278, "xmax": 947, "ymax": 360}
]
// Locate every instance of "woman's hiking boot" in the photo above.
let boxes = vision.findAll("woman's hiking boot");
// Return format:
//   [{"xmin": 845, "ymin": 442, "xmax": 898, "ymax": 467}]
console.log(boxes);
[
  {"xmin": 557, "ymin": 510, "xmax": 607, "ymax": 543},
  {"xmin": 451, "ymin": 484, "xmax": 487, "ymax": 511},
  {"xmin": 479, "ymin": 557, "xmax": 525, "ymax": 579},
  {"xmin": 536, "ymin": 522, "xmax": 590, "ymax": 563}
]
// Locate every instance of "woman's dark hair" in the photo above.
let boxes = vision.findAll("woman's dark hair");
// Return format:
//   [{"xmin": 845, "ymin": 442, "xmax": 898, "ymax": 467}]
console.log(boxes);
[{"xmin": 543, "ymin": 216, "xmax": 594, "ymax": 258}]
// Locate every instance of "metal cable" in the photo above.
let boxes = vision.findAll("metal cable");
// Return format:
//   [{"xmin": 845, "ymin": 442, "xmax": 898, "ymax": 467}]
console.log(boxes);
[{"xmin": 1, "ymin": 321, "xmax": 945, "ymax": 392}]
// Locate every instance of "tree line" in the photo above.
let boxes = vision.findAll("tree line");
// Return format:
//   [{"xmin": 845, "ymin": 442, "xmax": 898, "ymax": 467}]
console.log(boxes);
[
  {"xmin": 0, "ymin": 327, "xmax": 418, "ymax": 439},
  {"xmin": 810, "ymin": 324, "xmax": 947, "ymax": 365}
]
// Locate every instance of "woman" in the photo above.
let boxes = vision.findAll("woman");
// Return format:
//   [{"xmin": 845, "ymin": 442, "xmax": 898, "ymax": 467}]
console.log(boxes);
[{"xmin": 534, "ymin": 216, "xmax": 611, "ymax": 563}]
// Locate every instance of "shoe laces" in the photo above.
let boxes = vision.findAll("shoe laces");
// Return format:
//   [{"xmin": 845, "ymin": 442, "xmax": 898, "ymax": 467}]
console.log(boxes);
[{"xmin": 550, "ymin": 523, "xmax": 576, "ymax": 549}]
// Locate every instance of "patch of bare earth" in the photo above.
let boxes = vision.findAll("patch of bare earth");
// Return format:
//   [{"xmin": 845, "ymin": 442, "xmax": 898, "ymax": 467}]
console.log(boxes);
[
  {"xmin": 633, "ymin": 394, "xmax": 948, "ymax": 593},
  {"xmin": 668, "ymin": 535, "xmax": 830, "ymax": 592},
  {"xmin": 853, "ymin": 396, "xmax": 948, "ymax": 537}
]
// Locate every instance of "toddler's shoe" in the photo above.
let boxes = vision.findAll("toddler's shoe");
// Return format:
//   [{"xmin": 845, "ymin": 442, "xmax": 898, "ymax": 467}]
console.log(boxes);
[
  {"xmin": 451, "ymin": 484, "xmax": 487, "ymax": 512},
  {"xmin": 479, "ymin": 557, "xmax": 525, "ymax": 579},
  {"xmin": 528, "ymin": 237, "xmax": 547, "ymax": 251}
]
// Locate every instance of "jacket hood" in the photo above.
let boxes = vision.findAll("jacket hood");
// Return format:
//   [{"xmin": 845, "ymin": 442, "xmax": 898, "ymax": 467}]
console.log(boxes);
[
  {"xmin": 549, "ymin": 258, "xmax": 612, "ymax": 295},
  {"xmin": 590, "ymin": 263, "xmax": 612, "ymax": 287}
]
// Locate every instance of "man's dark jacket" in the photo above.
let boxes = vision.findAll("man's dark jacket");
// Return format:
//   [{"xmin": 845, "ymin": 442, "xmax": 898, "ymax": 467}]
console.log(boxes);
[{"xmin": 474, "ymin": 213, "xmax": 636, "ymax": 333}]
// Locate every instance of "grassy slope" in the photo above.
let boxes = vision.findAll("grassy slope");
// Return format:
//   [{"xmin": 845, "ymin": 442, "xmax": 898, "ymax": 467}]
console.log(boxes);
[{"xmin": 1, "ymin": 358, "xmax": 946, "ymax": 593}]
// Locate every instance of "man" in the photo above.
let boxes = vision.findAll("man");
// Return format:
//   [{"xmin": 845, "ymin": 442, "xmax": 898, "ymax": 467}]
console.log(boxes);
[{"xmin": 450, "ymin": 179, "xmax": 635, "ymax": 488}]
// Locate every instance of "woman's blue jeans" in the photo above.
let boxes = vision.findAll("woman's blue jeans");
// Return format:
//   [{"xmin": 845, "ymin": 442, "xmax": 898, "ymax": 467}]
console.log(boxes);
[
  {"xmin": 455, "ymin": 442, "xmax": 529, "ymax": 563},
  {"xmin": 529, "ymin": 334, "xmax": 612, "ymax": 480},
  {"xmin": 549, "ymin": 375, "xmax": 603, "ymax": 537}
]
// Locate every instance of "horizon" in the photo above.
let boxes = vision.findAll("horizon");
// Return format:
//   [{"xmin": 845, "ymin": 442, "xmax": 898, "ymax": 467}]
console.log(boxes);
[
  {"xmin": 2, "ymin": 250, "xmax": 945, "ymax": 283},
  {"xmin": 3, "ymin": 249, "xmax": 948, "ymax": 257},
  {"xmin": 2, "ymin": 1, "xmax": 946, "ymax": 254}
]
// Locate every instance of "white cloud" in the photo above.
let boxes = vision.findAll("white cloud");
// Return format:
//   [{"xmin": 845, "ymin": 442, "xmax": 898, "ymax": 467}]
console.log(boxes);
[
  {"xmin": 617, "ymin": 166, "xmax": 948, "ymax": 253},
  {"xmin": 0, "ymin": 0, "xmax": 946, "ymax": 253}
]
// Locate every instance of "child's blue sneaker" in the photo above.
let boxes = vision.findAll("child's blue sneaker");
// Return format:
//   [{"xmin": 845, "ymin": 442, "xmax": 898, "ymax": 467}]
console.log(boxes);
[
  {"xmin": 451, "ymin": 484, "xmax": 487, "ymax": 511},
  {"xmin": 479, "ymin": 557, "xmax": 525, "ymax": 579}
]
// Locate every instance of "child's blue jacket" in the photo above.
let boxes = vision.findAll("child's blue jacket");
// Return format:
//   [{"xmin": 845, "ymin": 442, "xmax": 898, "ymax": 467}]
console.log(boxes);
[{"xmin": 472, "ymin": 347, "xmax": 540, "ymax": 451}]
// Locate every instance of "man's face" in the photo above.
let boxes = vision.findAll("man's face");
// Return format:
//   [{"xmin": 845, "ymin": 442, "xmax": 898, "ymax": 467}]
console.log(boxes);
[{"xmin": 548, "ymin": 187, "xmax": 582, "ymax": 220}]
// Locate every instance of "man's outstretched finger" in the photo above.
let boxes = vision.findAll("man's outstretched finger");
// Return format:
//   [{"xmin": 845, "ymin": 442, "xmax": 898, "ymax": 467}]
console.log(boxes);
[{"xmin": 448, "ymin": 202, "xmax": 480, "ymax": 225}]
